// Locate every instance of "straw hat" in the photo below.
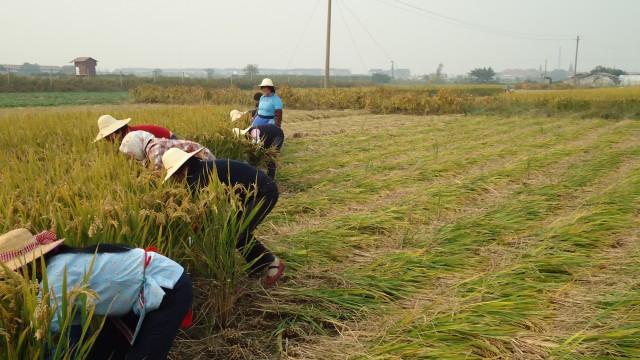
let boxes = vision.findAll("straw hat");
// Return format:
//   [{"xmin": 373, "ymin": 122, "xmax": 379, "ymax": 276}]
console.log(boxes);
[
  {"xmin": 230, "ymin": 110, "xmax": 244, "ymax": 122},
  {"xmin": 0, "ymin": 229, "xmax": 65, "ymax": 271},
  {"xmin": 232, "ymin": 127, "xmax": 252, "ymax": 136},
  {"xmin": 94, "ymin": 115, "xmax": 131, "ymax": 142},
  {"xmin": 162, "ymin": 147, "xmax": 205, "ymax": 182},
  {"xmin": 259, "ymin": 78, "xmax": 274, "ymax": 87}
]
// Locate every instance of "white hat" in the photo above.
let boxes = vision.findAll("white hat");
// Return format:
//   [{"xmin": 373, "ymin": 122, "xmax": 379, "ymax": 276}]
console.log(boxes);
[
  {"xmin": 94, "ymin": 115, "xmax": 131, "ymax": 142},
  {"xmin": 162, "ymin": 147, "xmax": 205, "ymax": 183},
  {"xmin": 0, "ymin": 229, "xmax": 65, "ymax": 271},
  {"xmin": 259, "ymin": 78, "xmax": 274, "ymax": 87},
  {"xmin": 230, "ymin": 109, "xmax": 244, "ymax": 122},
  {"xmin": 232, "ymin": 127, "xmax": 252, "ymax": 136}
]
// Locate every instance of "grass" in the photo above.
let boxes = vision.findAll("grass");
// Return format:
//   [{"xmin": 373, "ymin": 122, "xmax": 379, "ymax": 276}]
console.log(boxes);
[
  {"xmin": 2, "ymin": 95, "xmax": 640, "ymax": 358},
  {"xmin": 267, "ymin": 110, "xmax": 640, "ymax": 359},
  {"xmin": 0, "ymin": 92, "xmax": 131, "ymax": 107}
]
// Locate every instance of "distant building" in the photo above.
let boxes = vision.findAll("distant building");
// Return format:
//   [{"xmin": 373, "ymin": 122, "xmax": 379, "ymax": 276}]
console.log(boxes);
[
  {"xmin": 71, "ymin": 57, "xmax": 98, "ymax": 76},
  {"xmin": 1, "ymin": 64, "xmax": 61, "ymax": 74},
  {"xmin": 368, "ymin": 68, "xmax": 411, "ymax": 80},
  {"xmin": 498, "ymin": 68, "xmax": 541, "ymax": 82},
  {"xmin": 566, "ymin": 73, "xmax": 619, "ymax": 87},
  {"xmin": 619, "ymin": 74, "xmax": 640, "ymax": 86},
  {"xmin": 40, "ymin": 65, "xmax": 62, "ymax": 74},
  {"xmin": 1, "ymin": 64, "xmax": 22, "ymax": 72}
]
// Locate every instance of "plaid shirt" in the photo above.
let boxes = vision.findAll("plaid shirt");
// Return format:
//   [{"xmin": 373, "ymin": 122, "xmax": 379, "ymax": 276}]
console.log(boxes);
[{"xmin": 146, "ymin": 139, "xmax": 214, "ymax": 171}]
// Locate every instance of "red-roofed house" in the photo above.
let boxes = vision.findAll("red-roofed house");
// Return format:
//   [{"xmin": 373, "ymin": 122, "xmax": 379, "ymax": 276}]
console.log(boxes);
[{"xmin": 71, "ymin": 57, "xmax": 97, "ymax": 76}]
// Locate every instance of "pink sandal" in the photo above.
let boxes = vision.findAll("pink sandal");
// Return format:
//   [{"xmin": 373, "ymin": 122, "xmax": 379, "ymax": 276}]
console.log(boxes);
[{"xmin": 266, "ymin": 258, "xmax": 285, "ymax": 285}]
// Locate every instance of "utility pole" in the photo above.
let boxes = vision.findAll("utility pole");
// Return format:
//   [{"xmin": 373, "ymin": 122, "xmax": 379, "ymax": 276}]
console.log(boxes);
[
  {"xmin": 573, "ymin": 35, "xmax": 580, "ymax": 86},
  {"xmin": 324, "ymin": 0, "xmax": 332, "ymax": 88},
  {"xmin": 558, "ymin": 47, "xmax": 562, "ymax": 70},
  {"xmin": 391, "ymin": 60, "xmax": 395, "ymax": 80},
  {"xmin": 544, "ymin": 59, "xmax": 547, "ymax": 83}
]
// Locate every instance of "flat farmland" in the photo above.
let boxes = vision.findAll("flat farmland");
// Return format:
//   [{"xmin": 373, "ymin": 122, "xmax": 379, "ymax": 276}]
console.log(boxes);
[
  {"xmin": 0, "ymin": 91, "xmax": 131, "ymax": 107},
  {"xmin": 1, "ymin": 104, "xmax": 640, "ymax": 359}
]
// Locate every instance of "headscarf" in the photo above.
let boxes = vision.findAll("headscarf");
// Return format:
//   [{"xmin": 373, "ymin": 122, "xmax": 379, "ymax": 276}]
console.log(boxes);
[{"xmin": 119, "ymin": 130, "xmax": 156, "ymax": 164}]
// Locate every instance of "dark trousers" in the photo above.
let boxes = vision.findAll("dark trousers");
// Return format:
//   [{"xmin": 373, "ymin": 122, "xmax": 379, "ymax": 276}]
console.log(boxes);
[
  {"xmin": 258, "ymin": 129, "xmax": 284, "ymax": 179},
  {"xmin": 238, "ymin": 181, "xmax": 279, "ymax": 274},
  {"xmin": 264, "ymin": 137, "xmax": 283, "ymax": 179},
  {"xmin": 86, "ymin": 271, "xmax": 193, "ymax": 360}
]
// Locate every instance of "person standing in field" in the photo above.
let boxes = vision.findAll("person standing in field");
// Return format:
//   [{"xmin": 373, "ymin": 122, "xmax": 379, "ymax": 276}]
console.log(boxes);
[
  {"xmin": 94, "ymin": 114, "xmax": 178, "ymax": 143},
  {"xmin": 251, "ymin": 78, "xmax": 283, "ymax": 128},
  {"xmin": 0, "ymin": 228, "xmax": 193, "ymax": 360},
  {"xmin": 162, "ymin": 148, "xmax": 285, "ymax": 285},
  {"xmin": 250, "ymin": 91, "xmax": 263, "ymax": 119},
  {"xmin": 119, "ymin": 130, "xmax": 214, "ymax": 171},
  {"xmin": 233, "ymin": 124, "xmax": 285, "ymax": 179}
]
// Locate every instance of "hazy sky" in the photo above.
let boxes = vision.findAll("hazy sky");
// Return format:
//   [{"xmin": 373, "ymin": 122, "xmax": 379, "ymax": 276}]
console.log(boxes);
[{"xmin": 3, "ymin": 0, "xmax": 639, "ymax": 76}]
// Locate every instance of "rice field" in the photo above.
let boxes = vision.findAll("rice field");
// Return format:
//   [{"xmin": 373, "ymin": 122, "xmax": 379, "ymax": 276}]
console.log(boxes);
[
  {"xmin": 0, "ymin": 92, "xmax": 130, "ymax": 107},
  {"xmin": 1, "ymin": 90, "xmax": 640, "ymax": 358}
]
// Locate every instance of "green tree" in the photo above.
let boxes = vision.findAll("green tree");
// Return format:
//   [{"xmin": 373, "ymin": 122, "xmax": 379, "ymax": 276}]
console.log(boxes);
[
  {"xmin": 591, "ymin": 65, "xmax": 626, "ymax": 77},
  {"xmin": 204, "ymin": 68, "xmax": 215, "ymax": 79},
  {"xmin": 548, "ymin": 69, "xmax": 570, "ymax": 82},
  {"xmin": 152, "ymin": 69, "xmax": 163, "ymax": 83},
  {"xmin": 243, "ymin": 64, "xmax": 259, "ymax": 82},
  {"xmin": 371, "ymin": 73, "xmax": 391, "ymax": 84},
  {"xmin": 19, "ymin": 62, "xmax": 41, "ymax": 75},
  {"xmin": 468, "ymin": 67, "xmax": 496, "ymax": 83},
  {"xmin": 60, "ymin": 65, "xmax": 75, "ymax": 75},
  {"xmin": 0, "ymin": 65, "xmax": 6, "ymax": 72}
]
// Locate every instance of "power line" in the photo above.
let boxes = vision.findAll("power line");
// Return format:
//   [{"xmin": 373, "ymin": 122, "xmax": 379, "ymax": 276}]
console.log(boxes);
[
  {"xmin": 335, "ymin": 0, "xmax": 368, "ymax": 74},
  {"xmin": 340, "ymin": 0, "xmax": 392, "ymax": 61},
  {"xmin": 374, "ymin": 0, "xmax": 574, "ymax": 41},
  {"xmin": 286, "ymin": 0, "xmax": 322, "ymax": 71}
]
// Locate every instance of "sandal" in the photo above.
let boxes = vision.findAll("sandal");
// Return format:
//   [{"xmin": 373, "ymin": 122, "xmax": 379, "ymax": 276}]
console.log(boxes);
[{"xmin": 266, "ymin": 258, "xmax": 285, "ymax": 285}]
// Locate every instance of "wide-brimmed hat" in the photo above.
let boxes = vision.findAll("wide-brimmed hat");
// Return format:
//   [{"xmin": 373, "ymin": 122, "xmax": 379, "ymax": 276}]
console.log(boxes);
[
  {"xmin": 259, "ymin": 78, "xmax": 274, "ymax": 87},
  {"xmin": 0, "ymin": 229, "xmax": 65, "ymax": 271},
  {"xmin": 232, "ymin": 127, "xmax": 252, "ymax": 136},
  {"xmin": 162, "ymin": 147, "xmax": 205, "ymax": 182},
  {"xmin": 94, "ymin": 115, "xmax": 131, "ymax": 142},
  {"xmin": 230, "ymin": 110, "xmax": 244, "ymax": 122}
]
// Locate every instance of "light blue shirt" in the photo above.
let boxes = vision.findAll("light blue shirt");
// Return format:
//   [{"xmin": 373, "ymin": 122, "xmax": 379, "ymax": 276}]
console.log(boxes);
[
  {"xmin": 257, "ymin": 93, "xmax": 283, "ymax": 117},
  {"xmin": 45, "ymin": 249, "xmax": 184, "ymax": 343}
]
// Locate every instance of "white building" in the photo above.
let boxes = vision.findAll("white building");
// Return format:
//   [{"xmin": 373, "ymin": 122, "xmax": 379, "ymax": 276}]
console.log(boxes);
[{"xmin": 619, "ymin": 75, "xmax": 640, "ymax": 86}]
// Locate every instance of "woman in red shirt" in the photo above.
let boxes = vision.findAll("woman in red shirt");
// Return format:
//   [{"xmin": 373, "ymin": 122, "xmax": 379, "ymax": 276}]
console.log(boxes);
[{"xmin": 94, "ymin": 114, "xmax": 177, "ymax": 143}]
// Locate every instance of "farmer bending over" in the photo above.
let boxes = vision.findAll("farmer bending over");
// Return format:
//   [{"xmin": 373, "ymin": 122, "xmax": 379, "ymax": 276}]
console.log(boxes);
[
  {"xmin": 0, "ymin": 228, "xmax": 193, "ymax": 360},
  {"xmin": 94, "ymin": 114, "xmax": 178, "ymax": 143},
  {"xmin": 162, "ymin": 148, "xmax": 285, "ymax": 285},
  {"xmin": 119, "ymin": 130, "xmax": 214, "ymax": 171},
  {"xmin": 233, "ymin": 124, "xmax": 285, "ymax": 179}
]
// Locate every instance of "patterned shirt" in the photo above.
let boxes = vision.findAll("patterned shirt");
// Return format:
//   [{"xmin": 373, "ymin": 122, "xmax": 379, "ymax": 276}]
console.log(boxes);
[
  {"xmin": 45, "ymin": 249, "xmax": 184, "ymax": 343},
  {"xmin": 146, "ymin": 139, "xmax": 215, "ymax": 171}
]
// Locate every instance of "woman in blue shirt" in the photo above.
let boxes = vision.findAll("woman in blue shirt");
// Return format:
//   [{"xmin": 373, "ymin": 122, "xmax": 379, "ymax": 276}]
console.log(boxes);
[
  {"xmin": 252, "ymin": 78, "xmax": 284, "ymax": 127},
  {"xmin": 0, "ymin": 228, "xmax": 193, "ymax": 360}
]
